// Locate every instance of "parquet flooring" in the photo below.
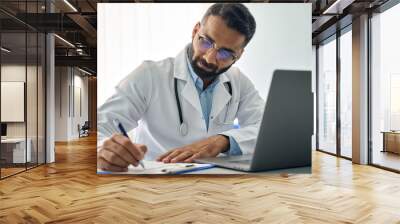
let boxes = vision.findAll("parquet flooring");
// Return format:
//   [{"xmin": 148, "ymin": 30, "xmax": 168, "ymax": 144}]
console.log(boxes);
[
  {"xmin": 1, "ymin": 135, "xmax": 400, "ymax": 223},
  {"xmin": 1, "ymin": 167, "xmax": 26, "ymax": 177}
]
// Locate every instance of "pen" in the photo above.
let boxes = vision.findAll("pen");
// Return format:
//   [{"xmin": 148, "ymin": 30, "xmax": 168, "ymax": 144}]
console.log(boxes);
[
  {"xmin": 113, "ymin": 119, "xmax": 145, "ymax": 169},
  {"xmin": 161, "ymin": 164, "xmax": 214, "ymax": 174},
  {"xmin": 161, "ymin": 164, "xmax": 194, "ymax": 172}
]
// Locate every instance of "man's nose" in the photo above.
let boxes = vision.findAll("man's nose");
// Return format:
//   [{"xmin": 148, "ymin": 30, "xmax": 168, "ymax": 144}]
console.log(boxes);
[{"xmin": 203, "ymin": 48, "xmax": 218, "ymax": 65}]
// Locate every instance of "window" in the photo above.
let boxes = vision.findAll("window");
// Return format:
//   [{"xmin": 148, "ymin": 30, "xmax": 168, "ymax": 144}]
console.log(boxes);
[
  {"xmin": 318, "ymin": 37, "xmax": 337, "ymax": 154},
  {"xmin": 390, "ymin": 74, "xmax": 400, "ymax": 130},
  {"xmin": 339, "ymin": 29, "xmax": 352, "ymax": 158},
  {"xmin": 371, "ymin": 2, "xmax": 400, "ymax": 171}
]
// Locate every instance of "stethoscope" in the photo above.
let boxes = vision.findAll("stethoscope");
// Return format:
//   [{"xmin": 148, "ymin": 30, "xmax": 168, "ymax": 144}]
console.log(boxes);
[{"xmin": 174, "ymin": 78, "xmax": 232, "ymax": 136}]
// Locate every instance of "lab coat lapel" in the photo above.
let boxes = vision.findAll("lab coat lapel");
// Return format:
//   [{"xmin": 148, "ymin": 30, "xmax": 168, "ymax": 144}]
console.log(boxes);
[
  {"xmin": 173, "ymin": 44, "xmax": 203, "ymax": 115},
  {"xmin": 211, "ymin": 74, "xmax": 231, "ymax": 119}
]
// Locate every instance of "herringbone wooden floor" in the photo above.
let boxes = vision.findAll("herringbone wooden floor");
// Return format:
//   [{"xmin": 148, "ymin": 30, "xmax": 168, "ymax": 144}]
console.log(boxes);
[{"xmin": 1, "ymin": 135, "xmax": 400, "ymax": 224}]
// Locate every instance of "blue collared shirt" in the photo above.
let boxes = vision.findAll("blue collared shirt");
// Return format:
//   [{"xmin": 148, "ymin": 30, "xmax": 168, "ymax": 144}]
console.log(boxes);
[{"xmin": 186, "ymin": 57, "xmax": 242, "ymax": 156}]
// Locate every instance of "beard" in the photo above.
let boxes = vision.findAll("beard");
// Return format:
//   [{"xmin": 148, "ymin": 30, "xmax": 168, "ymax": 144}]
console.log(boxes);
[{"xmin": 187, "ymin": 44, "xmax": 233, "ymax": 81}]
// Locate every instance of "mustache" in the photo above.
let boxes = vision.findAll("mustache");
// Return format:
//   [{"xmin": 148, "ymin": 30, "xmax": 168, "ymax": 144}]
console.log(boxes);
[
  {"xmin": 198, "ymin": 59, "xmax": 217, "ymax": 71},
  {"xmin": 188, "ymin": 43, "xmax": 232, "ymax": 81}
]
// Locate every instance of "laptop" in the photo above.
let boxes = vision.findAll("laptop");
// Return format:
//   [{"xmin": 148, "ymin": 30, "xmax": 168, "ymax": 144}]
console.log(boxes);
[{"xmin": 195, "ymin": 70, "xmax": 313, "ymax": 172}]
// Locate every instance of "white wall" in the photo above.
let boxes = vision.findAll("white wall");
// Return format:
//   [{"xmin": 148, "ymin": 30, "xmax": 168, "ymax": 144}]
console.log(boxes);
[
  {"xmin": 98, "ymin": 3, "xmax": 312, "ymax": 106},
  {"xmin": 54, "ymin": 67, "xmax": 89, "ymax": 141},
  {"xmin": 234, "ymin": 4, "xmax": 312, "ymax": 99},
  {"xmin": 55, "ymin": 67, "xmax": 68, "ymax": 141}
]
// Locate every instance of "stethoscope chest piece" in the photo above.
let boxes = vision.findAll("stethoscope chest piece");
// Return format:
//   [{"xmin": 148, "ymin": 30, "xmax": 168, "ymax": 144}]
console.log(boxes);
[{"xmin": 179, "ymin": 122, "xmax": 188, "ymax": 136}]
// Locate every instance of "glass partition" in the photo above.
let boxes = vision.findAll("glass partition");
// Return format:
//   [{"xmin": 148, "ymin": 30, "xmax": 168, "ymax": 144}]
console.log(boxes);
[
  {"xmin": 27, "ymin": 31, "xmax": 38, "ymax": 169},
  {"xmin": 0, "ymin": 1, "xmax": 46, "ymax": 179},
  {"xmin": 38, "ymin": 32, "xmax": 45, "ymax": 165},
  {"xmin": 28, "ymin": 0, "xmax": 38, "ymax": 170},
  {"xmin": 1, "ymin": 31, "xmax": 28, "ymax": 177}
]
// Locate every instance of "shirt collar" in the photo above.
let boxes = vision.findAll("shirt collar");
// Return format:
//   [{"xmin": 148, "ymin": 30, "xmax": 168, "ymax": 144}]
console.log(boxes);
[{"xmin": 186, "ymin": 51, "xmax": 219, "ymax": 91}]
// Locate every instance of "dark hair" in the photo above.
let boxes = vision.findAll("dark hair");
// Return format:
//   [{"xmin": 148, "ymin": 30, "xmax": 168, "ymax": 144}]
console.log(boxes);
[{"xmin": 201, "ymin": 3, "xmax": 256, "ymax": 47}]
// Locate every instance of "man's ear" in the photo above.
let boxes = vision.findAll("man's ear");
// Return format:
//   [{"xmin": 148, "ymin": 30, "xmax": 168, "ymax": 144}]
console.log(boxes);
[{"xmin": 192, "ymin": 22, "xmax": 201, "ymax": 39}]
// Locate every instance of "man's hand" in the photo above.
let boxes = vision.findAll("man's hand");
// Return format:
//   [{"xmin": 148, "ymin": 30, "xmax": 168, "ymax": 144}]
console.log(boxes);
[
  {"xmin": 156, "ymin": 135, "xmax": 230, "ymax": 163},
  {"xmin": 97, "ymin": 134, "xmax": 147, "ymax": 171}
]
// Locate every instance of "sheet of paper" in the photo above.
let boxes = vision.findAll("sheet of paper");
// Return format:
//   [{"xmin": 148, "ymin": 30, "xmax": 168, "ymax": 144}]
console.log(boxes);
[{"xmin": 97, "ymin": 160, "xmax": 211, "ymax": 174}]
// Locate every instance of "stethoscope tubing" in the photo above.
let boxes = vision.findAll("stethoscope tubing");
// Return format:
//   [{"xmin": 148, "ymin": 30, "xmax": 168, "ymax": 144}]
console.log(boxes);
[{"xmin": 174, "ymin": 78, "xmax": 232, "ymax": 136}]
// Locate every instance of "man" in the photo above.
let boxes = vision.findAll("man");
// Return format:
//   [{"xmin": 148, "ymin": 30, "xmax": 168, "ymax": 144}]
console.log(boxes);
[{"xmin": 98, "ymin": 3, "xmax": 264, "ymax": 171}]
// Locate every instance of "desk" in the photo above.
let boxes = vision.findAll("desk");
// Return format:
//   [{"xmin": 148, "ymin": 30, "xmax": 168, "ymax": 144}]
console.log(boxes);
[
  {"xmin": 1, "ymin": 138, "xmax": 31, "ymax": 163},
  {"xmin": 190, "ymin": 166, "xmax": 311, "ymax": 174}
]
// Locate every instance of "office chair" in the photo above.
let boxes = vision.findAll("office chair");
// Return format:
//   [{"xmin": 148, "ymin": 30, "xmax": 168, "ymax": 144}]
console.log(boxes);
[{"xmin": 79, "ymin": 121, "xmax": 90, "ymax": 138}]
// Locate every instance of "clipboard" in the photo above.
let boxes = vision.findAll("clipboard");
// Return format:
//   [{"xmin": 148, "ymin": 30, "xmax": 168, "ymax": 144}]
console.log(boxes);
[{"xmin": 97, "ymin": 161, "xmax": 215, "ymax": 175}]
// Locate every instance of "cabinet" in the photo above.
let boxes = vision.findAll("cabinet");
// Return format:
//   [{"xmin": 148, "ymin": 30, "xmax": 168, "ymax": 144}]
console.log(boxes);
[
  {"xmin": 0, "ymin": 138, "xmax": 32, "ymax": 165},
  {"xmin": 382, "ymin": 132, "xmax": 400, "ymax": 154}
]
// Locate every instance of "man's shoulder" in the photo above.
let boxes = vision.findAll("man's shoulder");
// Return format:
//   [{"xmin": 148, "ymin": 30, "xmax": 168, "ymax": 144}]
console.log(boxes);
[
  {"xmin": 141, "ymin": 57, "xmax": 175, "ymax": 73},
  {"xmin": 117, "ymin": 57, "xmax": 174, "ymax": 89},
  {"xmin": 225, "ymin": 66, "xmax": 252, "ymax": 83},
  {"xmin": 125, "ymin": 57, "xmax": 174, "ymax": 79},
  {"xmin": 223, "ymin": 67, "xmax": 258, "ymax": 95}
]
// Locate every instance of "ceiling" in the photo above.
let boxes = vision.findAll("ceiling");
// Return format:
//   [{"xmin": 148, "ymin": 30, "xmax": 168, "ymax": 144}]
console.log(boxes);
[{"xmin": 0, "ymin": 0, "xmax": 392, "ymax": 75}]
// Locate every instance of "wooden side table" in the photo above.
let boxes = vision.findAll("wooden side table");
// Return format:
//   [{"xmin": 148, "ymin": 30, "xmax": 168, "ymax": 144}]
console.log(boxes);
[{"xmin": 382, "ymin": 131, "xmax": 400, "ymax": 154}]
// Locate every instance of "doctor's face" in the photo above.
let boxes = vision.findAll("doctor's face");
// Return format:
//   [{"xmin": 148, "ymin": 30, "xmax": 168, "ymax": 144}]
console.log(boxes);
[{"xmin": 190, "ymin": 15, "xmax": 245, "ymax": 80}]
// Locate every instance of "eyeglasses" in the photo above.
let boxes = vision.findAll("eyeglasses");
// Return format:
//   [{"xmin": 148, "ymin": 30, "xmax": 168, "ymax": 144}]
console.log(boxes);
[{"xmin": 197, "ymin": 34, "xmax": 238, "ymax": 62}]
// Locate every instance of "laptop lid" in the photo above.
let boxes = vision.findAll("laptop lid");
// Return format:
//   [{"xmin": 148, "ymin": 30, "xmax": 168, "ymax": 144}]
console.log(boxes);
[{"xmin": 249, "ymin": 70, "xmax": 313, "ymax": 171}]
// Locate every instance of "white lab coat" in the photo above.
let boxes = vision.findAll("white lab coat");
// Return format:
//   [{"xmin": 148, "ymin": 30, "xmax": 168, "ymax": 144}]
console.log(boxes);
[{"xmin": 98, "ymin": 45, "xmax": 265, "ymax": 160}]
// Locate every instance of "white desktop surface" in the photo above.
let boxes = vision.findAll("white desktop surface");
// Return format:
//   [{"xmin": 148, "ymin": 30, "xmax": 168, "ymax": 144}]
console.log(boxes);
[
  {"xmin": 1, "ymin": 137, "xmax": 32, "ymax": 163},
  {"xmin": 1, "ymin": 138, "xmax": 26, "ymax": 143}
]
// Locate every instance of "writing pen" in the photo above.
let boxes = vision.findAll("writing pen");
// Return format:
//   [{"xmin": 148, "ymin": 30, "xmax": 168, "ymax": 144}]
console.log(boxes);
[
  {"xmin": 161, "ymin": 164, "xmax": 215, "ymax": 174},
  {"xmin": 161, "ymin": 164, "xmax": 194, "ymax": 172},
  {"xmin": 113, "ymin": 119, "xmax": 145, "ymax": 169}
]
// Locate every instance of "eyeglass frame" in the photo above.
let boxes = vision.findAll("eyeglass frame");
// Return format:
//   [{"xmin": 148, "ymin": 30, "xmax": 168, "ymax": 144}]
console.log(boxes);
[{"xmin": 195, "ymin": 33, "xmax": 240, "ymax": 63}]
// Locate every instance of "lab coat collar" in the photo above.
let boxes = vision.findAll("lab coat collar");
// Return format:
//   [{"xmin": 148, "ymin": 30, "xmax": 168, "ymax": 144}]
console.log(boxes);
[{"xmin": 173, "ymin": 45, "xmax": 191, "ymax": 81}]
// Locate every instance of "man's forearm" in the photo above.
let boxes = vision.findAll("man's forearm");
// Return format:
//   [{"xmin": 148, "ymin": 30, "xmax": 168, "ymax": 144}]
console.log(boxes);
[
  {"xmin": 219, "ymin": 134, "xmax": 242, "ymax": 156},
  {"xmin": 218, "ymin": 134, "xmax": 231, "ymax": 153}
]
